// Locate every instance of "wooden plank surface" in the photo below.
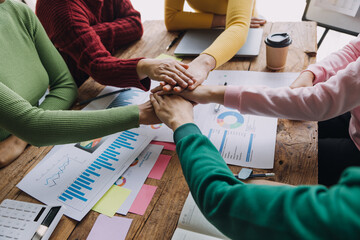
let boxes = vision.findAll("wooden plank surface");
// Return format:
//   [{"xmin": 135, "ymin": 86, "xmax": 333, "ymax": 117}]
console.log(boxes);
[{"xmin": 0, "ymin": 20, "xmax": 318, "ymax": 240}]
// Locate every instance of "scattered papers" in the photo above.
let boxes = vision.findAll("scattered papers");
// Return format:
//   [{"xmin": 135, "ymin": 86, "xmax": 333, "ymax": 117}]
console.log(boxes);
[
  {"xmin": 116, "ymin": 144, "xmax": 163, "ymax": 215},
  {"xmin": 17, "ymin": 129, "xmax": 153, "ymax": 221}
]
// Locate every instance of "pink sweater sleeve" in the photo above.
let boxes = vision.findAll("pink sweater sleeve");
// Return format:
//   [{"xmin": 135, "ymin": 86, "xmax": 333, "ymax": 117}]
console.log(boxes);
[
  {"xmin": 224, "ymin": 55, "xmax": 360, "ymax": 121},
  {"xmin": 307, "ymin": 35, "xmax": 360, "ymax": 84}
]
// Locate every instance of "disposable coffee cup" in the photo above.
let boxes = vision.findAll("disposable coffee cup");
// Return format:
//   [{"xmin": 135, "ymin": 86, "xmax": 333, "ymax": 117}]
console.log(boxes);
[{"xmin": 264, "ymin": 33, "xmax": 292, "ymax": 70}]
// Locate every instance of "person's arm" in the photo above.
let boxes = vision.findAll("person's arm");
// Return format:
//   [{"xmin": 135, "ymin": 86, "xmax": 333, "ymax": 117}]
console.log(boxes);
[
  {"xmin": 155, "ymin": 53, "xmax": 360, "ymax": 122},
  {"xmin": 36, "ymin": 1, "xmax": 193, "ymax": 91},
  {"xmin": 224, "ymin": 55, "xmax": 360, "ymax": 121},
  {"xmin": 202, "ymin": 0, "xmax": 254, "ymax": 69},
  {"xmin": 0, "ymin": 82, "xmax": 142, "ymax": 146},
  {"xmin": 164, "ymin": 0, "xmax": 214, "ymax": 31},
  {"xmin": 308, "ymin": 35, "xmax": 360, "ymax": 84},
  {"xmin": 91, "ymin": 0, "xmax": 143, "ymax": 51},
  {"xmin": 150, "ymin": 93, "xmax": 360, "ymax": 239},
  {"xmin": 31, "ymin": 10, "xmax": 77, "ymax": 110},
  {"xmin": 36, "ymin": 2, "xmax": 149, "ymax": 90},
  {"xmin": 175, "ymin": 123, "xmax": 360, "ymax": 239}
]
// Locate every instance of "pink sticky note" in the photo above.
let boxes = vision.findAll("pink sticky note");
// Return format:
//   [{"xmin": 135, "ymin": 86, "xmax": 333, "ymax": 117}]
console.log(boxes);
[
  {"xmin": 150, "ymin": 140, "xmax": 176, "ymax": 151},
  {"xmin": 87, "ymin": 214, "xmax": 132, "ymax": 240},
  {"xmin": 129, "ymin": 184, "xmax": 157, "ymax": 215},
  {"xmin": 148, "ymin": 154, "xmax": 171, "ymax": 180}
]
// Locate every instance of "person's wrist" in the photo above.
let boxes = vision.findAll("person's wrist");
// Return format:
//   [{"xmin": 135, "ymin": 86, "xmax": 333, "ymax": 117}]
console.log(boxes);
[
  {"xmin": 136, "ymin": 59, "xmax": 148, "ymax": 80},
  {"xmin": 209, "ymin": 86, "xmax": 226, "ymax": 104},
  {"xmin": 302, "ymin": 70, "xmax": 315, "ymax": 82},
  {"xmin": 170, "ymin": 119, "xmax": 194, "ymax": 131},
  {"xmin": 194, "ymin": 54, "xmax": 216, "ymax": 72}
]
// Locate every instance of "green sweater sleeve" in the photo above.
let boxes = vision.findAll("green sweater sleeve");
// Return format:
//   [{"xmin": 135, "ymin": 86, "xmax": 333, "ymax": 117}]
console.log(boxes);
[
  {"xmin": 31, "ymin": 5, "xmax": 78, "ymax": 110},
  {"xmin": 0, "ymin": 82, "xmax": 139, "ymax": 147},
  {"xmin": 174, "ymin": 123, "xmax": 360, "ymax": 239}
]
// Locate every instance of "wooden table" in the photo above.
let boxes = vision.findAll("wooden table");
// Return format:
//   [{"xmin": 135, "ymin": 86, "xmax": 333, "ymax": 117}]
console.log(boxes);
[{"xmin": 0, "ymin": 20, "xmax": 317, "ymax": 239}]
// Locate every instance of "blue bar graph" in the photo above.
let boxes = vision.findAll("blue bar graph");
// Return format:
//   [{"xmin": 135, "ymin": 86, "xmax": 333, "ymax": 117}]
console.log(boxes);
[
  {"xmin": 246, "ymin": 134, "xmax": 254, "ymax": 162},
  {"xmin": 58, "ymin": 130, "xmax": 139, "ymax": 203},
  {"xmin": 59, "ymin": 196, "xmax": 67, "ymax": 202},
  {"xmin": 79, "ymin": 175, "xmax": 95, "ymax": 183},
  {"xmin": 74, "ymin": 180, "xmax": 92, "ymax": 190},
  {"xmin": 219, "ymin": 130, "xmax": 228, "ymax": 154}
]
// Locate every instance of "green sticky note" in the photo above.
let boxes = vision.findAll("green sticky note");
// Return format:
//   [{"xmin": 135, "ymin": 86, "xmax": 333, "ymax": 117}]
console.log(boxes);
[
  {"xmin": 156, "ymin": 53, "xmax": 182, "ymax": 61},
  {"xmin": 92, "ymin": 185, "xmax": 131, "ymax": 217}
]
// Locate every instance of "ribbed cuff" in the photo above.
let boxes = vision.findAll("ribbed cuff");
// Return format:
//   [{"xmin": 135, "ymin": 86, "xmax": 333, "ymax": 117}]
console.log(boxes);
[{"xmin": 173, "ymin": 123, "xmax": 202, "ymax": 144}]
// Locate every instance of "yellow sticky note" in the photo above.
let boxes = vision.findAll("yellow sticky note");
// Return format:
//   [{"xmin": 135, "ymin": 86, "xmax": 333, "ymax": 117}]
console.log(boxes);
[
  {"xmin": 92, "ymin": 185, "xmax": 131, "ymax": 217},
  {"xmin": 156, "ymin": 53, "xmax": 182, "ymax": 61}
]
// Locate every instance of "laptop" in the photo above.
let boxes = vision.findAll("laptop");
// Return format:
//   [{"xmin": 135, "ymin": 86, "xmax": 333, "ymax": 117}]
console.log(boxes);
[{"xmin": 174, "ymin": 28, "xmax": 263, "ymax": 57}]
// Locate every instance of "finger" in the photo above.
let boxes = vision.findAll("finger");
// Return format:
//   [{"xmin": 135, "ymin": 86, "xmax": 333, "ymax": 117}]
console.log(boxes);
[
  {"xmin": 150, "ymin": 94, "xmax": 160, "ymax": 111},
  {"xmin": 170, "ymin": 73, "xmax": 189, "ymax": 88},
  {"xmin": 151, "ymin": 85, "xmax": 164, "ymax": 93},
  {"xmin": 160, "ymin": 81, "xmax": 166, "ymax": 86},
  {"xmin": 162, "ymin": 84, "xmax": 173, "ymax": 92},
  {"xmin": 179, "ymin": 62, "xmax": 190, "ymax": 69},
  {"xmin": 187, "ymin": 81, "xmax": 201, "ymax": 90},
  {"xmin": 161, "ymin": 75, "xmax": 177, "ymax": 86},
  {"xmin": 176, "ymin": 63, "xmax": 194, "ymax": 80},
  {"xmin": 174, "ymin": 86, "xmax": 184, "ymax": 92},
  {"xmin": 153, "ymin": 92, "xmax": 164, "ymax": 105},
  {"xmin": 250, "ymin": 23, "xmax": 260, "ymax": 28},
  {"xmin": 157, "ymin": 90, "xmax": 172, "ymax": 96}
]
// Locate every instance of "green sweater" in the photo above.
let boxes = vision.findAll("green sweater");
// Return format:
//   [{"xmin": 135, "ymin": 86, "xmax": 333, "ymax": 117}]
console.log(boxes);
[
  {"xmin": 174, "ymin": 123, "xmax": 360, "ymax": 240},
  {"xmin": 0, "ymin": 0, "xmax": 139, "ymax": 146}
]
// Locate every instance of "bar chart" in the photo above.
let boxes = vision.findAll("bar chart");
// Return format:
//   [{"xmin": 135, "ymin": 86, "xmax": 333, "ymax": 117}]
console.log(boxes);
[{"xmin": 18, "ymin": 129, "xmax": 153, "ymax": 220}]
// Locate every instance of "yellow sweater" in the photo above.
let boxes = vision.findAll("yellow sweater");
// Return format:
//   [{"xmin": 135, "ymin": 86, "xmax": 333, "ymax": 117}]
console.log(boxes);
[{"xmin": 165, "ymin": 0, "xmax": 256, "ymax": 68}]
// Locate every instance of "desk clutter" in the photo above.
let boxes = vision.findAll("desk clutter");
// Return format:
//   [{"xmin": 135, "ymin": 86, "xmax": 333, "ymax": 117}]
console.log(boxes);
[
  {"xmin": 11, "ymin": 69, "xmax": 299, "ymax": 239},
  {"xmin": 0, "ymin": 199, "xmax": 64, "ymax": 240}
]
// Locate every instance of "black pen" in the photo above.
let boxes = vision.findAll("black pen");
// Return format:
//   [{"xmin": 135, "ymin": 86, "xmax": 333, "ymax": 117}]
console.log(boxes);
[
  {"xmin": 77, "ymin": 88, "xmax": 131, "ymax": 106},
  {"xmin": 31, "ymin": 206, "xmax": 61, "ymax": 240},
  {"xmin": 166, "ymin": 31, "xmax": 184, "ymax": 51},
  {"xmin": 214, "ymin": 82, "xmax": 227, "ymax": 112}
]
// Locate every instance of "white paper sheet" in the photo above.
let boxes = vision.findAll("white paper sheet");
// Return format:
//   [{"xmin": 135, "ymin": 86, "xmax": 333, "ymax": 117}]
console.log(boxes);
[
  {"xmin": 193, "ymin": 71, "xmax": 299, "ymax": 168},
  {"xmin": 17, "ymin": 129, "xmax": 153, "ymax": 221},
  {"xmin": 115, "ymin": 144, "xmax": 163, "ymax": 215}
]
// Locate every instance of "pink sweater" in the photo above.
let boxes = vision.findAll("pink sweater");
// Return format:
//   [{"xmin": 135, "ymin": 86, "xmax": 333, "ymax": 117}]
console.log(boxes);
[{"xmin": 224, "ymin": 35, "xmax": 360, "ymax": 150}]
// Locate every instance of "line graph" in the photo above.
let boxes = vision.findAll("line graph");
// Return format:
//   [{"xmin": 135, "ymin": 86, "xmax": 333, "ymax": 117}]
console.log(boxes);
[{"xmin": 45, "ymin": 156, "xmax": 70, "ymax": 187}]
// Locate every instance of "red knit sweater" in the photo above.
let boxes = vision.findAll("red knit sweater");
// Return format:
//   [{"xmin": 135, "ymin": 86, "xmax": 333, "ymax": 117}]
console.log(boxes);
[{"xmin": 36, "ymin": 0, "xmax": 150, "ymax": 90}]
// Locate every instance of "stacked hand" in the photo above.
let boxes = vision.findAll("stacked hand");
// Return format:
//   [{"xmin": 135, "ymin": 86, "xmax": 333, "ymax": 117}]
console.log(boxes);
[
  {"xmin": 150, "ymin": 94, "xmax": 194, "ymax": 131},
  {"xmin": 137, "ymin": 58, "xmax": 194, "ymax": 91}
]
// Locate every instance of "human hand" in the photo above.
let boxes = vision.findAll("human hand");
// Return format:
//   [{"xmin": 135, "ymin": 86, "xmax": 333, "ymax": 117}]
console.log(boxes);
[
  {"xmin": 138, "ymin": 100, "xmax": 161, "ymax": 125},
  {"xmin": 161, "ymin": 54, "xmax": 216, "ymax": 92},
  {"xmin": 250, "ymin": 17, "xmax": 266, "ymax": 28},
  {"xmin": 289, "ymin": 71, "xmax": 314, "ymax": 89},
  {"xmin": 151, "ymin": 85, "xmax": 226, "ymax": 105},
  {"xmin": 150, "ymin": 94, "xmax": 194, "ymax": 131},
  {"xmin": 137, "ymin": 58, "xmax": 194, "ymax": 89}
]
